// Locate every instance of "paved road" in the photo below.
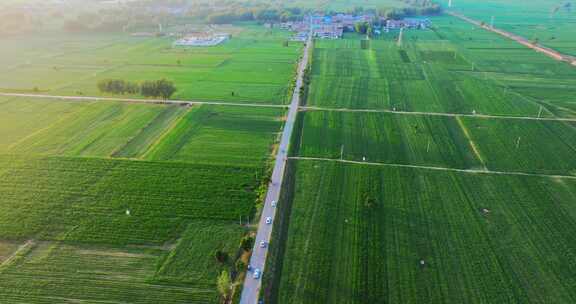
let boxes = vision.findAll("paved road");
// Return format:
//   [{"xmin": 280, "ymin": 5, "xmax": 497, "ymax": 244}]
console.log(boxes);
[
  {"xmin": 0, "ymin": 92, "xmax": 288, "ymax": 109},
  {"xmin": 448, "ymin": 11, "xmax": 576, "ymax": 66},
  {"xmin": 239, "ymin": 37, "xmax": 312, "ymax": 304},
  {"xmin": 290, "ymin": 157, "xmax": 576, "ymax": 180},
  {"xmin": 301, "ymin": 106, "xmax": 576, "ymax": 122}
]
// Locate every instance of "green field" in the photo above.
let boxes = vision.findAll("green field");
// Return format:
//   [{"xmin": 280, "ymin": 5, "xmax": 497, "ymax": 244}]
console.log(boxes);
[
  {"xmin": 265, "ymin": 12, "xmax": 576, "ymax": 304},
  {"xmin": 273, "ymin": 161, "xmax": 576, "ymax": 304},
  {"xmin": 298, "ymin": 110, "xmax": 576, "ymax": 175},
  {"xmin": 0, "ymin": 25, "xmax": 301, "ymax": 104},
  {"xmin": 0, "ymin": 98, "xmax": 283, "ymax": 167},
  {"xmin": 307, "ymin": 16, "xmax": 576, "ymax": 118},
  {"xmin": 448, "ymin": 0, "xmax": 576, "ymax": 56},
  {"xmin": 0, "ymin": 95, "xmax": 283, "ymax": 302},
  {"xmin": 0, "ymin": 155, "xmax": 259, "ymax": 302}
]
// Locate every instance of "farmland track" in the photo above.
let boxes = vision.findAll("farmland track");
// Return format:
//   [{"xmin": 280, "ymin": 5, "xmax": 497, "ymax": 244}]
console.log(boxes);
[
  {"xmin": 447, "ymin": 11, "xmax": 576, "ymax": 67},
  {"xmin": 301, "ymin": 106, "xmax": 576, "ymax": 122},
  {"xmin": 289, "ymin": 157, "xmax": 576, "ymax": 180},
  {"xmin": 0, "ymin": 92, "xmax": 288, "ymax": 109}
]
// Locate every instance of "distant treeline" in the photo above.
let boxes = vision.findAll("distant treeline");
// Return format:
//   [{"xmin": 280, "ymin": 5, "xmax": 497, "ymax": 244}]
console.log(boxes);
[
  {"xmin": 204, "ymin": 1, "xmax": 442, "ymax": 24},
  {"xmin": 97, "ymin": 79, "xmax": 176, "ymax": 99},
  {"xmin": 4, "ymin": 0, "xmax": 443, "ymax": 34}
]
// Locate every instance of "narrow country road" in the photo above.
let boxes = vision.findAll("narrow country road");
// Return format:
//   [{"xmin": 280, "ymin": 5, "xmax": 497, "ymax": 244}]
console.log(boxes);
[
  {"xmin": 0, "ymin": 92, "xmax": 288, "ymax": 109},
  {"xmin": 448, "ymin": 11, "xmax": 576, "ymax": 66},
  {"xmin": 239, "ymin": 36, "xmax": 312, "ymax": 304}
]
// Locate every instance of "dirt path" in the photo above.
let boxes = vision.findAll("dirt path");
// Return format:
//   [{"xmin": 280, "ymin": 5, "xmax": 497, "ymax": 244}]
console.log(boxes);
[
  {"xmin": 0, "ymin": 92, "xmax": 288, "ymax": 109},
  {"xmin": 290, "ymin": 156, "xmax": 576, "ymax": 180},
  {"xmin": 448, "ymin": 11, "xmax": 576, "ymax": 66},
  {"xmin": 301, "ymin": 106, "xmax": 576, "ymax": 122}
]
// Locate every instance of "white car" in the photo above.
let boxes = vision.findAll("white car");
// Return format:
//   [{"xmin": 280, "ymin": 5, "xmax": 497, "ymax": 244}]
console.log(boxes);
[
  {"xmin": 253, "ymin": 269, "xmax": 261, "ymax": 279},
  {"xmin": 271, "ymin": 200, "xmax": 277, "ymax": 207},
  {"xmin": 260, "ymin": 240, "xmax": 267, "ymax": 248},
  {"xmin": 265, "ymin": 217, "xmax": 272, "ymax": 224}
]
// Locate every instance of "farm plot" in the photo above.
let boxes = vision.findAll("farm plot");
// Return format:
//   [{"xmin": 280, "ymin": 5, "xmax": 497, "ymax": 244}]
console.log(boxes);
[
  {"xmin": 0, "ymin": 26, "xmax": 302, "ymax": 104},
  {"xmin": 143, "ymin": 105, "xmax": 284, "ymax": 166},
  {"xmin": 298, "ymin": 110, "xmax": 576, "ymax": 175},
  {"xmin": 311, "ymin": 14, "xmax": 576, "ymax": 118},
  {"xmin": 0, "ymin": 220, "xmax": 242, "ymax": 303},
  {"xmin": 0, "ymin": 155, "xmax": 260, "ymax": 302},
  {"xmin": 0, "ymin": 99, "xmax": 283, "ymax": 167},
  {"xmin": 298, "ymin": 111, "xmax": 481, "ymax": 170},
  {"xmin": 0, "ymin": 155, "xmax": 258, "ymax": 244},
  {"xmin": 307, "ymin": 31, "xmax": 549, "ymax": 117},
  {"xmin": 5, "ymin": 101, "xmax": 181, "ymax": 158},
  {"xmin": 273, "ymin": 160, "xmax": 576, "ymax": 304},
  {"xmin": 424, "ymin": 16, "xmax": 576, "ymax": 118},
  {"xmin": 461, "ymin": 118, "xmax": 576, "ymax": 176},
  {"xmin": 449, "ymin": 0, "xmax": 576, "ymax": 56}
]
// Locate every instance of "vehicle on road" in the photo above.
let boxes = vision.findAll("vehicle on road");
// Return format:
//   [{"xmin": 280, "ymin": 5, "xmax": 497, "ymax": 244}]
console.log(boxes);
[
  {"xmin": 260, "ymin": 240, "xmax": 267, "ymax": 248},
  {"xmin": 271, "ymin": 200, "xmax": 277, "ymax": 207},
  {"xmin": 253, "ymin": 269, "xmax": 261, "ymax": 279},
  {"xmin": 265, "ymin": 217, "xmax": 272, "ymax": 224}
]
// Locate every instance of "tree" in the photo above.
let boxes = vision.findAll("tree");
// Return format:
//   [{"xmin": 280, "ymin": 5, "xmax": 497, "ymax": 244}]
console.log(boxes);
[
  {"xmin": 157, "ymin": 79, "xmax": 177, "ymax": 99},
  {"xmin": 217, "ymin": 270, "xmax": 232, "ymax": 300},
  {"xmin": 214, "ymin": 250, "xmax": 228, "ymax": 263},
  {"xmin": 140, "ymin": 79, "xmax": 176, "ymax": 99},
  {"xmin": 240, "ymin": 235, "xmax": 255, "ymax": 252},
  {"xmin": 97, "ymin": 79, "xmax": 139, "ymax": 95}
]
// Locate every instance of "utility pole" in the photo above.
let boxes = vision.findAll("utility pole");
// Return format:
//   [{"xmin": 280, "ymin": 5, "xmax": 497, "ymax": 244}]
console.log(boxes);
[
  {"xmin": 516, "ymin": 137, "xmax": 522, "ymax": 150},
  {"xmin": 490, "ymin": 16, "xmax": 495, "ymax": 28},
  {"xmin": 448, "ymin": 0, "xmax": 453, "ymax": 8},
  {"xmin": 340, "ymin": 145, "xmax": 344, "ymax": 160}
]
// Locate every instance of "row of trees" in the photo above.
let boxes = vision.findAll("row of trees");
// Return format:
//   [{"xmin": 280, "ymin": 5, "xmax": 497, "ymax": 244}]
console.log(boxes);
[
  {"xmin": 207, "ymin": 7, "xmax": 307, "ymax": 24},
  {"xmin": 97, "ymin": 79, "xmax": 176, "ymax": 99}
]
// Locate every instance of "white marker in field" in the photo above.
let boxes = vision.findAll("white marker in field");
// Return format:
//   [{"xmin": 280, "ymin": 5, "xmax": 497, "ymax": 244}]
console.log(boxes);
[{"xmin": 126, "ymin": 209, "xmax": 131, "ymax": 216}]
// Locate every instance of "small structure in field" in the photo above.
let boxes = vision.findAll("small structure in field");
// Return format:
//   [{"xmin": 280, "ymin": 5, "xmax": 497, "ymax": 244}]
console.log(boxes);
[{"xmin": 174, "ymin": 33, "xmax": 230, "ymax": 47}]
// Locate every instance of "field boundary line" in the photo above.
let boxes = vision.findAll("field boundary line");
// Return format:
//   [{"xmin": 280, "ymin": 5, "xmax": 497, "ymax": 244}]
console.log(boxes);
[
  {"xmin": 0, "ymin": 92, "xmax": 289, "ymax": 109},
  {"xmin": 455, "ymin": 116, "xmax": 487, "ymax": 169},
  {"xmin": 139, "ymin": 106, "xmax": 192, "ymax": 160},
  {"xmin": 0, "ymin": 240, "xmax": 35, "ymax": 272},
  {"xmin": 300, "ymin": 106, "xmax": 576, "ymax": 122},
  {"xmin": 290, "ymin": 156, "xmax": 576, "ymax": 180}
]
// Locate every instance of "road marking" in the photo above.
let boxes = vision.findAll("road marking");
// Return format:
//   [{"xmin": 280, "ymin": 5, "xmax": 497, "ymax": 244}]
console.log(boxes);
[{"xmin": 290, "ymin": 156, "xmax": 576, "ymax": 180}]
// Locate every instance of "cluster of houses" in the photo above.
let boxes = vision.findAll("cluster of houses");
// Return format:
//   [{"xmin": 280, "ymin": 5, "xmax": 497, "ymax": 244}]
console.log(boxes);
[{"xmin": 277, "ymin": 13, "xmax": 431, "ymax": 41}]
